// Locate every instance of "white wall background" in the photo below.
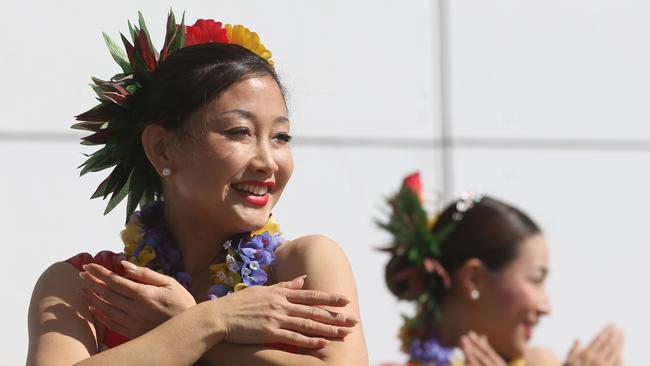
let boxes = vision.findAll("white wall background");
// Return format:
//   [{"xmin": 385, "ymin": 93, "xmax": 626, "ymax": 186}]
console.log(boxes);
[{"xmin": 1, "ymin": 1, "xmax": 648, "ymax": 365}]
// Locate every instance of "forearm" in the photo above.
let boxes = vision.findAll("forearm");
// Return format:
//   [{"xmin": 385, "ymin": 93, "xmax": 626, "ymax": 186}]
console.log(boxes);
[
  {"xmin": 74, "ymin": 302, "xmax": 224, "ymax": 366},
  {"xmin": 199, "ymin": 343, "xmax": 327, "ymax": 366}
]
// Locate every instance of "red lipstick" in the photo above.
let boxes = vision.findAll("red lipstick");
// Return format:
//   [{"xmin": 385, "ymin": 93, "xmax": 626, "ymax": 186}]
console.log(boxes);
[{"xmin": 231, "ymin": 180, "xmax": 275, "ymax": 207}]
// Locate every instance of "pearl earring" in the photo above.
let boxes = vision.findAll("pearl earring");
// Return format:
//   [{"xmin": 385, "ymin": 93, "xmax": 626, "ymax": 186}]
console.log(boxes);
[
  {"xmin": 470, "ymin": 289, "xmax": 480, "ymax": 301},
  {"xmin": 162, "ymin": 168, "xmax": 171, "ymax": 177}
]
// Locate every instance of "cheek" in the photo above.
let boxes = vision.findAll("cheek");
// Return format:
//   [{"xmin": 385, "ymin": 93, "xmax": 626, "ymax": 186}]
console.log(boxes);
[
  {"xmin": 176, "ymin": 142, "xmax": 251, "ymax": 193},
  {"xmin": 498, "ymin": 281, "xmax": 538, "ymax": 317},
  {"xmin": 274, "ymin": 148, "xmax": 294, "ymax": 187}
]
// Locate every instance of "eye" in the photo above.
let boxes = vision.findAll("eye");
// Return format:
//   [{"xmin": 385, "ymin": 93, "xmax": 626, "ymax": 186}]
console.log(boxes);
[
  {"xmin": 224, "ymin": 127, "xmax": 251, "ymax": 138},
  {"xmin": 273, "ymin": 132, "xmax": 293, "ymax": 144}
]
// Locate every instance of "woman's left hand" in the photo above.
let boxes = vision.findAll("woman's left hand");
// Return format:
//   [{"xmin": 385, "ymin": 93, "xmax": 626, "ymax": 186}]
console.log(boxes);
[
  {"xmin": 79, "ymin": 260, "xmax": 197, "ymax": 339},
  {"xmin": 460, "ymin": 331, "xmax": 508, "ymax": 366}
]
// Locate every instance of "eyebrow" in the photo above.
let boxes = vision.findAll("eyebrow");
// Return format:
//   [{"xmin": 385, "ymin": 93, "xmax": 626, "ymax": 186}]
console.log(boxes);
[{"xmin": 218, "ymin": 109, "xmax": 290, "ymax": 125}]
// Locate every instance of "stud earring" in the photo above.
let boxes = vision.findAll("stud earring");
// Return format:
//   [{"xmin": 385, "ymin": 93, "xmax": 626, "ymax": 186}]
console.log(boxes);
[
  {"xmin": 162, "ymin": 168, "xmax": 171, "ymax": 177},
  {"xmin": 470, "ymin": 289, "xmax": 480, "ymax": 301}
]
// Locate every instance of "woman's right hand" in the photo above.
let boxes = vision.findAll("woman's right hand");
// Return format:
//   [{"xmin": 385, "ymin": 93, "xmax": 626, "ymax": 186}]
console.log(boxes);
[
  {"xmin": 210, "ymin": 275, "xmax": 359, "ymax": 349},
  {"xmin": 564, "ymin": 325, "xmax": 624, "ymax": 366}
]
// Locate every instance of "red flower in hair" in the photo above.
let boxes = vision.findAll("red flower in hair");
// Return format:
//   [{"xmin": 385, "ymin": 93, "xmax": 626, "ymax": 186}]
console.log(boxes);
[
  {"xmin": 184, "ymin": 19, "xmax": 229, "ymax": 46},
  {"xmin": 402, "ymin": 172, "xmax": 424, "ymax": 202}
]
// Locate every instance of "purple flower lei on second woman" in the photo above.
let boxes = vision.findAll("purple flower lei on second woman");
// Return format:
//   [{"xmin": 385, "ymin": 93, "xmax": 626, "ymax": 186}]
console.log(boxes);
[{"xmin": 408, "ymin": 336, "xmax": 462, "ymax": 365}]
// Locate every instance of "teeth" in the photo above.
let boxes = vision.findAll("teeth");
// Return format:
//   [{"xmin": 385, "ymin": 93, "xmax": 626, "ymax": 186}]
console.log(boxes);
[{"xmin": 234, "ymin": 183, "xmax": 269, "ymax": 196}]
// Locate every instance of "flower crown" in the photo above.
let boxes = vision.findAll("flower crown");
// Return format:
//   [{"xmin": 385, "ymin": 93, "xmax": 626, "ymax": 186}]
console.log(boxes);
[
  {"xmin": 379, "ymin": 172, "xmax": 484, "ymax": 351},
  {"xmin": 72, "ymin": 10, "xmax": 274, "ymax": 219}
]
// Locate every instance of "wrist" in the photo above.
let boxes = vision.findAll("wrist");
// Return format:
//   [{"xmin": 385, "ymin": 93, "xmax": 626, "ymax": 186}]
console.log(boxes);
[{"xmin": 199, "ymin": 299, "xmax": 227, "ymax": 346}]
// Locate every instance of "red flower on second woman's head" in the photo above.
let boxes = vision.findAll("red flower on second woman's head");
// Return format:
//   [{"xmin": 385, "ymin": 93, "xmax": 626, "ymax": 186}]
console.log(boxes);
[
  {"xmin": 402, "ymin": 172, "xmax": 424, "ymax": 202},
  {"xmin": 183, "ymin": 19, "xmax": 229, "ymax": 47}
]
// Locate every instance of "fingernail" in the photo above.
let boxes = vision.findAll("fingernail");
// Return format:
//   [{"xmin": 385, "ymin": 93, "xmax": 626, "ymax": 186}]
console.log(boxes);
[
  {"xmin": 297, "ymin": 274, "xmax": 308, "ymax": 280},
  {"xmin": 121, "ymin": 260, "xmax": 137, "ymax": 272},
  {"xmin": 337, "ymin": 327, "xmax": 351, "ymax": 336},
  {"xmin": 81, "ymin": 264, "xmax": 89, "ymax": 271},
  {"xmin": 78, "ymin": 271, "xmax": 87, "ymax": 280},
  {"xmin": 337, "ymin": 296, "xmax": 350, "ymax": 305}
]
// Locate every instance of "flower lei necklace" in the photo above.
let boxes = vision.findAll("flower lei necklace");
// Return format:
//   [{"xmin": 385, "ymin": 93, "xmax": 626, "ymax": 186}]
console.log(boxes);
[
  {"xmin": 407, "ymin": 336, "xmax": 525, "ymax": 366},
  {"xmin": 120, "ymin": 202, "xmax": 284, "ymax": 299}
]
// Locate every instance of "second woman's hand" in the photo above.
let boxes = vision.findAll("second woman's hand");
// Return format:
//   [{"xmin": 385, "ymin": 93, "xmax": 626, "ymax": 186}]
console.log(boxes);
[
  {"xmin": 210, "ymin": 275, "xmax": 359, "ymax": 349},
  {"xmin": 460, "ymin": 332, "xmax": 508, "ymax": 366},
  {"xmin": 564, "ymin": 325, "xmax": 624, "ymax": 366}
]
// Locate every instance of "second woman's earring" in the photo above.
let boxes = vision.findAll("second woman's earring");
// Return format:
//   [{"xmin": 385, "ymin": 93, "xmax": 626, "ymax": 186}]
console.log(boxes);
[
  {"xmin": 470, "ymin": 289, "xmax": 480, "ymax": 301},
  {"xmin": 162, "ymin": 168, "xmax": 171, "ymax": 177}
]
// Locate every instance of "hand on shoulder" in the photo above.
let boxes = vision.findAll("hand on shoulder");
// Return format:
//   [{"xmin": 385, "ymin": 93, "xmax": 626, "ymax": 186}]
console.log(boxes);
[{"xmin": 273, "ymin": 234, "xmax": 369, "ymax": 365}]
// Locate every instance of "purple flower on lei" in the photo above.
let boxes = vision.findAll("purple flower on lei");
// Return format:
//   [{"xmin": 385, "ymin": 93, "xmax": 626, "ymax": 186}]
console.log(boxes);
[
  {"xmin": 126, "ymin": 202, "xmax": 284, "ymax": 301},
  {"xmin": 409, "ymin": 336, "xmax": 457, "ymax": 365},
  {"xmin": 236, "ymin": 232, "xmax": 283, "ymax": 286}
]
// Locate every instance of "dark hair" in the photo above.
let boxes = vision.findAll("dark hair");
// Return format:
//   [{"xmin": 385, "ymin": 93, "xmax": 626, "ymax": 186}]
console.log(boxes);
[
  {"xmin": 436, "ymin": 196, "xmax": 540, "ymax": 275},
  {"xmin": 386, "ymin": 196, "xmax": 541, "ymax": 302},
  {"xmin": 127, "ymin": 43, "xmax": 284, "ymax": 197}
]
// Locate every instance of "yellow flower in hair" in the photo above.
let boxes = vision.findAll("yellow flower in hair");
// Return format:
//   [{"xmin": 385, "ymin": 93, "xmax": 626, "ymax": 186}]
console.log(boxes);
[
  {"xmin": 225, "ymin": 24, "xmax": 274, "ymax": 65},
  {"xmin": 138, "ymin": 245, "xmax": 156, "ymax": 266},
  {"xmin": 252, "ymin": 216, "xmax": 281, "ymax": 236}
]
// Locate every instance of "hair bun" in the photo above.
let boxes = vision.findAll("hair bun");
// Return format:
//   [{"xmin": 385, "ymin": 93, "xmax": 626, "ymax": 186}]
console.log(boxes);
[{"xmin": 385, "ymin": 255, "xmax": 426, "ymax": 301}]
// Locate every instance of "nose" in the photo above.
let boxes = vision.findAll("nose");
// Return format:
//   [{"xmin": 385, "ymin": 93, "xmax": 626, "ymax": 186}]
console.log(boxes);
[
  {"xmin": 538, "ymin": 288, "xmax": 552, "ymax": 315},
  {"xmin": 249, "ymin": 139, "xmax": 278, "ymax": 175}
]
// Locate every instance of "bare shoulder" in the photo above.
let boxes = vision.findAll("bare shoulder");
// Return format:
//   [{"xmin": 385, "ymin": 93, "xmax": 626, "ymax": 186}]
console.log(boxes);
[
  {"xmin": 275, "ymin": 234, "xmax": 346, "ymax": 262},
  {"xmin": 273, "ymin": 235, "xmax": 368, "ymax": 364},
  {"xmin": 27, "ymin": 261, "xmax": 98, "ymax": 365},
  {"xmin": 273, "ymin": 235, "xmax": 352, "ymax": 286},
  {"xmin": 525, "ymin": 346, "xmax": 561, "ymax": 366}
]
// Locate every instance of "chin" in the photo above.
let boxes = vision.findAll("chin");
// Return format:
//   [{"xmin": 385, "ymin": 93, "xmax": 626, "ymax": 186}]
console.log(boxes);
[
  {"xmin": 508, "ymin": 338, "xmax": 528, "ymax": 360},
  {"xmin": 231, "ymin": 209, "xmax": 271, "ymax": 231}
]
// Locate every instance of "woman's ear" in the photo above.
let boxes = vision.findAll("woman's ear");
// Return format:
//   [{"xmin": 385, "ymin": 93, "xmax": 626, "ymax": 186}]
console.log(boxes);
[
  {"xmin": 456, "ymin": 258, "xmax": 489, "ymax": 302},
  {"xmin": 141, "ymin": 124, "xmax": 175, "ymax": 176}
]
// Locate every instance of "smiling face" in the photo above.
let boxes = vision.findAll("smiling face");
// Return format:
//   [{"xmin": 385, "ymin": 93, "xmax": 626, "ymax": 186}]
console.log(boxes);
[
  {"xmin": 158, "ymin": 75, "xmax": 293, "ymax": 234},
  {"xmin": 475, "ymin": 234, "xmax": 551, "ymax": 359}
]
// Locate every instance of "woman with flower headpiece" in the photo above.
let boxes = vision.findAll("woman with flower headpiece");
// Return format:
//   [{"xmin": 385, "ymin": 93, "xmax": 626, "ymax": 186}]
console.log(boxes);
[
  {"xmin": 26, "ymin": 11, "xmax": 367, "ymax": 366},
  {"xmin": 379, "ymin": 172, "xmax": 623, "ymax": 366}
]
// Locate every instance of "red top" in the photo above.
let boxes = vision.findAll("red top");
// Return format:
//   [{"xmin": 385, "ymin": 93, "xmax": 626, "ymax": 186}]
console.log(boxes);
[{"xmin": 66, "ymin": 251, "xmax": 131, "ymax": 349}]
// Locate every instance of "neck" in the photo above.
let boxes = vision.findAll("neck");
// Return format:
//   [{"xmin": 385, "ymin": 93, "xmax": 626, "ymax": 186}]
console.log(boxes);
[
  {"xmin": 432, "ymin": 296, "xmax": 477, "ymax": 348},
  {"xmin": 163, "ymin": 200, "xmax": 233, "ymax": 277}
]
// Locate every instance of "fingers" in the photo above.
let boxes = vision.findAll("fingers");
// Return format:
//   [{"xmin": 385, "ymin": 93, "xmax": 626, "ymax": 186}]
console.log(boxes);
[
  {"xmin": 273, "ymin": 275, "xmax": 307, "ymax": 290},
  {"xmin": 598, "ymin": 327, "xmax": 624, "ymax": 366},
  {"xmin": 283, "ymin": 288, "xmax": 350, "ymax": 307},
  {"xmin": 461, "ymin": 332, "xmax": 506, "ymax": 366},
  {"xmin": 287, "ymin": 303, "xmax": 359, "ymax": 327},
  {"xmin": 121, "ymin": 260, "xmax": 173, "ymax": 287},
  {"xmin": 268, "ymin": 328, "xmax": 330, "ymax": 349},
  {"xmin": 81, "ymin": 287, "xmax": 129, "ymax": 328},
  {"xmin": 281, "ymin": 316, "xmax": 352, "ymax": 339},
  {"xmin": 82, "ymin": 263, "xmax": 142, "ymax": 299},
  {"xmin": 589, "ymin": 325, "xmax": 623, "ymax": 363},
  {"xmin": 79, "ymin": 270, "xmax": 133, "ymax": 310},
  {"xmin": 566, "ymin": 339, "xmax": 582, "ymax": 363},
  {"xmin": 90, "ymin": 305, "xmax": 133, "ymax": 338}
]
